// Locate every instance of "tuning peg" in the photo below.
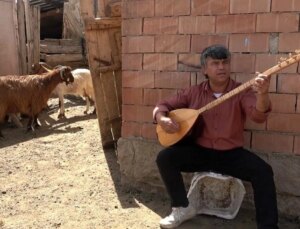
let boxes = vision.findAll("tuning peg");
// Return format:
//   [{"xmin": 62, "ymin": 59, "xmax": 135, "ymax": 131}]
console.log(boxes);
[
  {"xmin": 279, "ymin": 57, "xmax": 286, "ymax": 62},
  {"xmin": 289, "ymin": 53, "xmax": 292, "ymax": 58}
]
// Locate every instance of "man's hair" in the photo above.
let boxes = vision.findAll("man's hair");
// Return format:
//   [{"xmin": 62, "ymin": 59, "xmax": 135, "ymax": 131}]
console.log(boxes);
[{"xmin": 200, "ymin": 45, "xmax": 231, "ymax": 67}]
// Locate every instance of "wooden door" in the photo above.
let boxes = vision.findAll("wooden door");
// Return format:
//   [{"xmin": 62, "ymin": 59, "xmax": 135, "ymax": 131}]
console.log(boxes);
[
  {"xmin": 0, "ymin": 0, "xmax": 20, "ymax": 75},
  {"xmin": 79, "ymin": 0, "xmax": 122, "ymax": 148}
]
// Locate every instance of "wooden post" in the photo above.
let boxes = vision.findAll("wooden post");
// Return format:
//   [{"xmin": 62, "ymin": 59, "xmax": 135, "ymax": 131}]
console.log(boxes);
[
  {"xmin": 23, "ymin": 0, "xmax": 33, "ymax": 72},
  {"xmin": 16, "ymin": 0, "xmax": 27, "ymax": 74},
  {"xmin": 32, "ymin": 6, "xmax": 40, "ymax": 67},
  {"xmin": 23, "ymin": 0, "xmax": 40, "ymax": 73}
]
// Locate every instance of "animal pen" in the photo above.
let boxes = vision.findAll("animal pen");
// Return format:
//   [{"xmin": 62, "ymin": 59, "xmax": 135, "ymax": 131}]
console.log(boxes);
[{"xmin": 0, "ymin": 0, "xmax": 122, "ymax": 148}]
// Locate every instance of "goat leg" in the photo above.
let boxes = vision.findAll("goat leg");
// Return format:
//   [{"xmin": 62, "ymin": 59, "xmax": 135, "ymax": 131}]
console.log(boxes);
[
  {"xmin": 26, "ymin": 117, "xmax": 36, "ymax": 132},
  {"xmin": 57, "ymin": 94, "xmax": 65, "ymax": 119},
  {"xmin": 84, "ymin": 96, "xmax": 90, "ymax": 114},
  {"xmin": 57, "ymin": 113, "xmax": 66, "ymax": 119},
  {"xmin": 33, "ymin": 116, "xmax": 41, "ymax": 129}
]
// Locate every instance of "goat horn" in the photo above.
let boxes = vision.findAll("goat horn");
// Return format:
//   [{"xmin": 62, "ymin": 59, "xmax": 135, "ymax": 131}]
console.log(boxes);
[
  {"xmin": 59, "ymin": 66, "xmax": 69, "ymax": 79},
  {"xmin": 41, "ymin": 65, "xmax": 52, "ymax": 72}
]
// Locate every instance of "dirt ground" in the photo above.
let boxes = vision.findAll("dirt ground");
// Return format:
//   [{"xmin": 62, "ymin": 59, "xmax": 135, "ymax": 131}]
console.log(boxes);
[{"xmin": 0, "ymin": 97, "xmax": 299, "ymax": 229}]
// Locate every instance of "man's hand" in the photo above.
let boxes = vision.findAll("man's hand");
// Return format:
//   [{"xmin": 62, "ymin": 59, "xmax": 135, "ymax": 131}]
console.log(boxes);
[
  {"xmin": 156, "ymin": 113, "xmax": 180, "ymax": 134},
  {"xmin": 252, "ymin": 73, "xmax": 271, "ymax": 112},
  {"xmin": 252, "ymin": 73, "xmax": 270, "ymax": 94}
]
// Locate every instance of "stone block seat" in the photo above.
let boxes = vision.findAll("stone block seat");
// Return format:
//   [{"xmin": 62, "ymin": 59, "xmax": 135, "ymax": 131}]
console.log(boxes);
[{"xmin": 187, "ymin": 172, "xmax": 246, "ymax": 220}]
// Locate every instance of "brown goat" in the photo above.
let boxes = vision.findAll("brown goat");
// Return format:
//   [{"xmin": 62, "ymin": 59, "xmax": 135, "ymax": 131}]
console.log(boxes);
[
  {"xmin": 0, "ymin": 66, "xmax": 74, "ymax": 137},
  {"xmin": 31, "ymin": 62, "xmax": 96, "ymax": 118}
]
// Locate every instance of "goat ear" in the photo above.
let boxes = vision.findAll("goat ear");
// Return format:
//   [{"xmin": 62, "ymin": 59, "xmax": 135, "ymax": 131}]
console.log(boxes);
[{"xmin": 41, "ymin": 65, "xmax": 52, "ymax": 72}]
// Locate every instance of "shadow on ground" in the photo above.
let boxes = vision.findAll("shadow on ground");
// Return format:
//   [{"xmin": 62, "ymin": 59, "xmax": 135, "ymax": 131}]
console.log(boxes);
[
  {"xmin": 0, "ymin": 97, "xmax": 97, "ymax": 149},
  {"xmin": 103, "ymin": 147, "xmax": 300, "ymax": 229}
]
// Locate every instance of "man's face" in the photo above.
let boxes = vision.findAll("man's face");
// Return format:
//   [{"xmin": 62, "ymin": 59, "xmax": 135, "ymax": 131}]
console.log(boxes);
[{"xmin": 203, "ymin": 57, "xmax": 231, "ymax": 85}]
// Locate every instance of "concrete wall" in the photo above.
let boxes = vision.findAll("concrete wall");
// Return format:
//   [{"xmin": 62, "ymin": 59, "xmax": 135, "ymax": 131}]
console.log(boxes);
[{"xmin": 119, "ymin": 0, "xmax": 300, "ymax": 217}]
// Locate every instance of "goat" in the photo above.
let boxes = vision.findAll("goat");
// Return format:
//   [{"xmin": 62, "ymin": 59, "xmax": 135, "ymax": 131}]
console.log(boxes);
[
  {"xmin": 32, "ymin": 63, "xmax": 96, "ymax": 118},
  {"xmin": 0, "ymin": 66, "xmax": 74, "ymax": 137},
  {"xmin": 54, "ymin": 68, "xmax": 96, "ymax": 118}
]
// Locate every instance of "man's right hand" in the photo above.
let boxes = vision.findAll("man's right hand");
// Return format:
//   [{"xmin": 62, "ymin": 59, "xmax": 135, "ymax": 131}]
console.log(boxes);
[{"xmin": 156, "ymin": 113, "xmax": 180, "ymax": 133}]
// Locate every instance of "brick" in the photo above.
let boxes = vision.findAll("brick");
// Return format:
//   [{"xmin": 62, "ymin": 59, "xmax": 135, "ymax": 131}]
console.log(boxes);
[
  {"xmin": 122, "ymin": 54, "xmax": 143, "ymax": 70},
  {"xmin": 121, "ymin": 121, "xmax": 142, "ymax": 137},
  {"xmin": 272, "ymin": 0, "xmax": 300, "ymax": 12},
  {"xmin": 216, "ymin": 14, "xmax": 256, "ymax": 33},
  {"xmin": 230, "ymin": 0, "xmax": 271, "ymax": 13},
  {"xmin": 297, "ymin": 96, "xmax": 300, "ymax": 113},
  {"xmin": 252, "ymin": 132, "xmax": 294, "ymax": 153},
  {"xmin": 144, "ymin": 88, "xmax": 176, "ymax": 106},
  {"xmin": 267, "ymin": 113, "xmax": 300, "ymax": 133},
  {"xmin": 266, "ymin": 77, "xmax": 279, "ymax": 93},
  {"xmin": 122, "ymin": 71, "xmax": 154, "ymax": 88},
  {"xmin": 255, "ymin": 54, "xmax": 298, "ymax": 74},
  {"xmin": 122, "ymin": 36, "xmax": 154, "ymax": 53},
  {"xmin": 155, "ymin": 0, "xmax": 190, "ymax": 16},
  {"xmin": 144, "ymin": 89, "xmax": 159, "ymax": 106},
  {"xmin": 229, "ymin": 73, "xmax": 237, "ymax": 82},
  {"xmin": 278, "ymin": 74, "xmax": 300, "ymax": 93},
  {"xmin": 143, "ymin": 54, "xmax": 177, "ymax": 71},
  {"xmin": 140, "ymin": 105, "xmax": 155, "ymax": 122},
  {"xmin": 143, "ymin": 17, "xmax": 178, "ymax": 35},
  {"xmin": 294, "ymin": 136, "xmax": 300, "ymax": 155},
  {"xmin": 278, "ymin": 33, "xmax": 300, "ymax": 52},
  {"xmin": 142, "ymin": 123, "xmax": 157, "ymax": 139},
  {"xmin": 245, "ymin": 119, "xmax": 266, "ymax": 130},
  {"xmin": 229, "ymin": 33, "xmax": 269, "ymax": 52},
  {"xmin": 154, "ymin": 72, "xmax": 191, "ymax": 89},
  {"xmin": 269, "ymin": 93, "xmax": 296, "ymax": 113},
  {"xmin": 179, "ymin": 16, "xmax": 215, "ymax": 34},
  {"xmin": 269, "ymin": 33, "xmax": 279, "ymax": 53},
  {"xmin": 123, "ymin": 0, "xmax": 154, "ymax": 18},
  {"xmin": 122, "ymin": 105, "xmax": 139, "ymax": 122},
  {"xmin": 191, "ymin": 72, "xmax": 207, "ymax": 85},
  {"xmin": 122, "ymin": 105, "xmax": 153, "ymax": 122},
  {"xmin": 122, "ymin": 88, "xmax": 143, "ymax": 105},
  {"xmin": 256, "ymin": 13, "xmax": 299, "ymax": 33},
  {"xmin": 122, "ymin": 19, "xmax": 142, "ymax": 36},
  {"xmin": 155, "ymin": 35, "xmax": 190, "ymax": 53},
  {"xmin": 231, "ymin": 54, "xmax": 256, "ymax": 73},
  {"xmin": 191, "ymin": 0, "xmax": 229, "ymax": 15},
  {"xmin": 191, "ymin": 35, "xmax": 228, "ymax": 53},
  {"xmin": 178, "ymin": 54, "xmax": 201, "ymax": 72},
  {"xmin": 235, "ymin": 73, "xmax": 254, "ymax": 84}
]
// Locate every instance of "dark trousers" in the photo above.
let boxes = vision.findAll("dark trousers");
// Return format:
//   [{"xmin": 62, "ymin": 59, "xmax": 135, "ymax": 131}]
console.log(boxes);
[{"xmin": 156, "ymin": 143, "xmax": 278, "ymax": 229}]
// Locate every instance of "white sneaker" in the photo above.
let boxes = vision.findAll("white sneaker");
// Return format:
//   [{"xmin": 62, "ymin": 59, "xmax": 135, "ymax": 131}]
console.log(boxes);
[{"xmin": 159, "ymin": 205, "xmax": 196, "ymax": 228}]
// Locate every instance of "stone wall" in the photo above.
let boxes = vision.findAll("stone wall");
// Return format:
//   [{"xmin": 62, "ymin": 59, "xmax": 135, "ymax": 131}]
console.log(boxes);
[
  {"xmin": 119, "ymin": 0, "xmax": 300, "ymax": 217},
  {"xmin": 118, "ymin": 137, "xmax": 300, "ymax": 217}
]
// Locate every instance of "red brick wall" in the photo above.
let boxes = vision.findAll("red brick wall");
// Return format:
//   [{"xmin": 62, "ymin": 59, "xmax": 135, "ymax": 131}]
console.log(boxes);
[{"xmin": 121, "ymin": 0, "xmax": 300, "ymax": 155}]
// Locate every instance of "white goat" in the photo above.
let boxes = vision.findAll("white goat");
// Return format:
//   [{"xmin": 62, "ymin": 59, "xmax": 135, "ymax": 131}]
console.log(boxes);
[{"xmin": 52, "ymin": 68, "xmax": 96, "ymax": 118}]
